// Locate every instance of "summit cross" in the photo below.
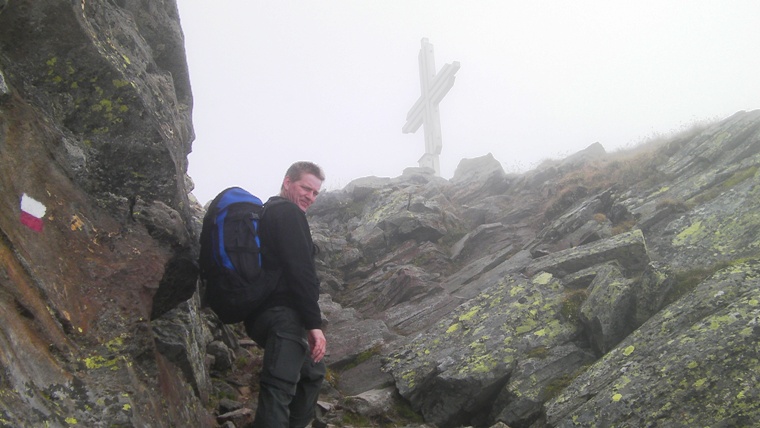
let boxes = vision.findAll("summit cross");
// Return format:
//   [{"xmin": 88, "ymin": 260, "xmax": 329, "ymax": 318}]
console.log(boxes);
[{"xmin": 402, "ymin": 38, "xmax": 460, "ymax": 175}]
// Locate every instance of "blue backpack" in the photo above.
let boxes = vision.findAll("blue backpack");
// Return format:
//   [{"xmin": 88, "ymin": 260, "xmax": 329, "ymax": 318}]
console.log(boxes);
[{"xmin": 198, "ymin": 187, "xmax": 280, "ymax": 324}]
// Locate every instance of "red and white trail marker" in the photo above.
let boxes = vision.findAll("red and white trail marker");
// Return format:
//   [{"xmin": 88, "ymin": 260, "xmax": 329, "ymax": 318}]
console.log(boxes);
[{"xmin": 20, "ymin": 194, "xmax": 47, "ymax": 232}]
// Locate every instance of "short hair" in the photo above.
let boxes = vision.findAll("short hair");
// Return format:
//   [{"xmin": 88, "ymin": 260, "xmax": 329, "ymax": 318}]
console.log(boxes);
[{"xmin": 284, "ymin": 161, "xmax": 325, "ymax": 183}]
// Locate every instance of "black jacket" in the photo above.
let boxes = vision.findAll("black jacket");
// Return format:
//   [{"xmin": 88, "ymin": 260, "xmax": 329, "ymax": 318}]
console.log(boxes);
[{"xmin": 257, "ymin": 196, "xmax": 322, "ymax": 330}]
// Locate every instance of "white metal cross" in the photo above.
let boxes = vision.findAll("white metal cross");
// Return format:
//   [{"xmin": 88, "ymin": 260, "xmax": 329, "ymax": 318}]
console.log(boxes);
[{"xmin": 402, "ymin": 38, "xmax": 460, "ymax": 175}]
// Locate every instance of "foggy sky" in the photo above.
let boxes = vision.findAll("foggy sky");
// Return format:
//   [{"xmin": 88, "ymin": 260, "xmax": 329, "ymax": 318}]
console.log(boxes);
[{"xmin": 177, "ymin": 1, "xmax": 760, "ymax": 205}]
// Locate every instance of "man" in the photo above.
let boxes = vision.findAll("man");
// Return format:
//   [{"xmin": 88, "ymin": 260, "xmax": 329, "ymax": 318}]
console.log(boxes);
[{"xmin": 245, "ymin": 161, "xmax": 327, "ymax": 427}]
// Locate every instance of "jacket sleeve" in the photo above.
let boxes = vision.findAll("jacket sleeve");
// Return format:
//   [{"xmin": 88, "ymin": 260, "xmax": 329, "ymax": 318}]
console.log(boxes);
[{"xmin": 265, "ymin": 200, "xmax": 322, "ymax": 329}]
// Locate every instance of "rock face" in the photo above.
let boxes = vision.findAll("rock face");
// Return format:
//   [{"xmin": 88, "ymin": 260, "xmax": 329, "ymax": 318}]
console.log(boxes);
[
  {"xmin": 3, "ymin": 2, "xmax": 760, "ymax": 427},
  {"xmin": 0, "ymin": 1, "xmax": 210, "ymax": 426}
]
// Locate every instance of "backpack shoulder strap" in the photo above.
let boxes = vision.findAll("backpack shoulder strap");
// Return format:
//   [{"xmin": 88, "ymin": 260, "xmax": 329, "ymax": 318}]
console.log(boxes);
[{"xmin": 261, "ymin": 197, "xmax": 291, "ymax": 218}]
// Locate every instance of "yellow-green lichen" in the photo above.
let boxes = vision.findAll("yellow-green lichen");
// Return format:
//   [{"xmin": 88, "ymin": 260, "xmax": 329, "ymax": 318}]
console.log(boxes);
[
  {"xmin": 105, "ymin": 334, "xmax": 127, "ymax": 353},
  {"xmin": 468, "ymin": 340, "xmax": 486, "ymax": 353},
  {"xmin": 515, "ymin": 317, "xmax": 538, "ymax": 335},
  {"xmin": 401, "ymin": 370, "xmax": 417, "ymax": 388},
  {"xmin": 82, "ymin": 355, "xmax": 119, "ymax": 371},
  {"xmin": 614, "ymin": 375, "xmax": 631, "ymax": 390},
  {"xmin": 532, "ymin": 272, "xmax": 553, "ymax": 285},
  {"xmin": 653, "ymin": 186, "xmax": 670, "ymax": 196},
  {"xmin": 672, "ymin": 220, "xmax": 705, "ymax": 247},
  {"xmin": 509, "ymin": 284, "xmax": 525, "ymax": 297},
  {"xmin": 707, "ymin": 314, "xmax": 736, "ymax": 330},
  {"xmin": 623, "ymin": 345, "xmax": 635, "ymax": 356},
  {"xmin": 459, "ymin": 306, "xmax": 480, "ymax": 322},
  {"xmin": 465, "ymin": 353, "xmax": 498, "ymax": 374},
  {"xmin": 446, "ymin": 323, "xmax": 460, "ymax": 334},
  {"xmin": 112, "ymin": 79, "xmax": 130, "ymax": 88}
]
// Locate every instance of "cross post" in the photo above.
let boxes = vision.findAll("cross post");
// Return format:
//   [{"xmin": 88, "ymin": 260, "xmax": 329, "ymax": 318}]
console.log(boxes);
[{"xmin": 402, "ymin": 38, "xmax": 460, "ymax": 175}]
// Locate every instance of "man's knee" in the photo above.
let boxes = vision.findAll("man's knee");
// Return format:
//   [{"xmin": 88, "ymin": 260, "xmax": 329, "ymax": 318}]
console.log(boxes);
[{"xmin": 260, "ymin": 331, "xmax": 309, "ymax": 395}]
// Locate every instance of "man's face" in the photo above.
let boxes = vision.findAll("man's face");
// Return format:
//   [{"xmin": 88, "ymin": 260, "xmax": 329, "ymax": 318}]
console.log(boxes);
[{"xmin": 282, "ymin": 173, "xmax": 322, "ymax": 212}]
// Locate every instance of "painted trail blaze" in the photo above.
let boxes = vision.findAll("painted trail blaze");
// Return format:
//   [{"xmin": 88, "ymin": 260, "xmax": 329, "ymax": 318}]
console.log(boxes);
[{"xmin": 20, "ymin": 194, "xmax": 46, "ymax": 232}]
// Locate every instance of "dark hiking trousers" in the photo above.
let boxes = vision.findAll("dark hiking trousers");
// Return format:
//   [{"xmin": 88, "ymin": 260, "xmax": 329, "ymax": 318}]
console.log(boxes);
[{"xmin": 246, "ymin": 306, "xmax": 326, "ymax": 428}]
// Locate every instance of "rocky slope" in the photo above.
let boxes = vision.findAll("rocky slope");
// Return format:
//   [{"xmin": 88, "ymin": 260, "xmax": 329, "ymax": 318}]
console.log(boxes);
[
  {"xmin": 309, "ymin": 110, "xmax": 760, "ymax": 427},
  {"xmin": 2, "ymin": 1, "xmax": 760, "ymax": 427}
]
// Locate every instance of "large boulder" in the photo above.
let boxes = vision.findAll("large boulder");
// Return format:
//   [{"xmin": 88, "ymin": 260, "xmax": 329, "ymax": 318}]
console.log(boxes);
[
  {"xmin": 384, "ymin": 270, "xmax": 577, "ymax": 427},
  {"xmin": 448, "ymin": 153, "xmax": 511, "ymax": 205}
]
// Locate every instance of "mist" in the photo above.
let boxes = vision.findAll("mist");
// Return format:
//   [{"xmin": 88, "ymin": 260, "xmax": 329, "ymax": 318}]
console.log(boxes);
[{"xmin": 177, "ymin": 1, "xmax": 760, "ymax": 204}]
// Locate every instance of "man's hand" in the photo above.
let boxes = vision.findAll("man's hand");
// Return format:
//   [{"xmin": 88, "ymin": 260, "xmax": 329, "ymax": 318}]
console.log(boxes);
[{"xmin": 308, "ymin": 329, "xmax": 326, "ymax": 363}]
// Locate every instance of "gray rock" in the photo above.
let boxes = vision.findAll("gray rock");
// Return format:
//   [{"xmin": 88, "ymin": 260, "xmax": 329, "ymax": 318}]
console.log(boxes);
[
  {"xmin": 525, "ymin": 229, "xmax": 650, "ymax": 277},
  {"xmin": 320, "ymin": 295, "xmax": 397, "ymax": 368},
  {"xmin": 0, "ymin": 66, "xmax": 10, "ymax": 101},
  {"xmin": 490, "ymin": 343, "xmax": 596, "ymax": 426},
  {"xmin": 344, "ymin": 387, "xmax": 397, "ymax": 417},
  {"xmin": 207, "ymin": 341, "xmax": 233, "ymax": 372},
  {"xmin": 546, "ymin": 260, "xmax": 760, "ymax": 427},
  {"xmin": 217, "ymin": 407, "xmax": 254, "ymax": 428},
  {"xmin": 579, "ymin": 262, "xmax": 638, "ymax": 354},
  {"xmin": 337, "ymin": 355, "xmax": 394, "ymax": 396},
  {"xmin": 152, "ymin": 300, "xmax": 213, "ymax": 403}
]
